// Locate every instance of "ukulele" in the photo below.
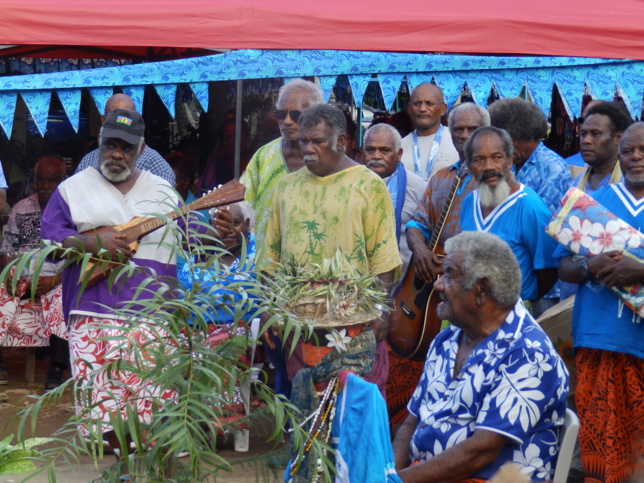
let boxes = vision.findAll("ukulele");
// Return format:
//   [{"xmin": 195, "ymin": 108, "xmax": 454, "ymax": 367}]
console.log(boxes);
[
  {"xmin": 79, "ymin": 179, "xmax": 245, "ymax": 287},
  {"xmin": 387, "ymin": 170, "xmax": 465, "ymax": 361}
]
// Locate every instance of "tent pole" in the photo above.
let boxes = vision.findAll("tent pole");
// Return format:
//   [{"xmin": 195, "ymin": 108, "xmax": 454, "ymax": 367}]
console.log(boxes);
[{"xmin": 234, "ymin": 79, "xmax": 242, "ymax": 179}]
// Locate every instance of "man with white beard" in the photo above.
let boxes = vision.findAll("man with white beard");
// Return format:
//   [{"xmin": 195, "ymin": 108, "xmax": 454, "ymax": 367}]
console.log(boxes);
[{"xmin": 459, "ymin": 126, "xmax": 558, "ymax": 310}]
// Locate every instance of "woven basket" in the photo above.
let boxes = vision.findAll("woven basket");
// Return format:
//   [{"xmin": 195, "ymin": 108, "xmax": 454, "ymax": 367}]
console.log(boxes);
[{"xmin": 286, "ymin": 296, "xmax": 381, "ymax": 328}]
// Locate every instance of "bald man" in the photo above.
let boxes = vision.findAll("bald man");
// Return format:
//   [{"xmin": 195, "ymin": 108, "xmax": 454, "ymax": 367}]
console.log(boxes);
[
  {"xmin": 400, "ymin": 83, "xmax": 459, "ymax": 181},
  {"xmin": 74, "ymin": 94, "xmax": 175, "ymax": 185}
]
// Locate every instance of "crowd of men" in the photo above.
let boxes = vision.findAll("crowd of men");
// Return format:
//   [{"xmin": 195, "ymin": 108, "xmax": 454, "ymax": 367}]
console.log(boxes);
[{"xmin": 0, "ymin": 79, "xmax": 642, "ymax": 483}]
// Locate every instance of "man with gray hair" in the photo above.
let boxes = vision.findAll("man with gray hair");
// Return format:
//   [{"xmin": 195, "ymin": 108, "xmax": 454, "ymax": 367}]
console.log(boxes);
[
  {"xmin": 263, "ymin": 103, "xmax": 401, "ymax": 395},
  {"xmin": 75, "ymin": 93, "xmax": 175, "ymax": 186},
  {"xmin": 363, "ymin": 123, "xmax": 426, "ymax": 274},
  {"xmin": 393, "ymin": 231, "xmax": 568, "ymax": 482},
  {"xmin": 459, "ymin": 126, "xmax": 559, "ymax": 315},
  {"xmin": 406, "ymin": 102, "xmax": 489, "ymax": 282},
  {"xmin": 241, "ymin": 79, "xmax": 324, "ymax": 401},
  {"xmin": 41, "ymin": 108, "xmax": 180, "ymax": 452},
  {"xmin": 241, "ymin": 79, "xmax": 323, "ymax": 250}
]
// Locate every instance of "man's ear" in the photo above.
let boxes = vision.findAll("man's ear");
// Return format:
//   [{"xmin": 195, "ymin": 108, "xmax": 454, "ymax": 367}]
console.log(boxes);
[
  {"xmin": 440, "ymin": 103, "xmax": 448, "ymax": 117},
  {"xmin": 476, "ymin": 278, "xmax": 491, "ymax": 306},
  {"xmin": 138, "ymin": 142, "xmax": 146, "ymax": 157},
  {"xmin": 337, "ymin": 133, "xmax": 346, "ymax": 149},
  {"xmin": 614, "ymin": 131, "xmax": 623, "ymax": 146}
]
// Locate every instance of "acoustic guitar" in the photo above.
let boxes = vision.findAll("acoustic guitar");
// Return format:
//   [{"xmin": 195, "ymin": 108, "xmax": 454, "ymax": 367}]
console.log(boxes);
[
  {"xmin": 79, "ymin": 178, "xmax": 245, "ymax": 287},
  {"xmin": 387, "ymin": 171, "xmax": 465, "ymax": 361}
]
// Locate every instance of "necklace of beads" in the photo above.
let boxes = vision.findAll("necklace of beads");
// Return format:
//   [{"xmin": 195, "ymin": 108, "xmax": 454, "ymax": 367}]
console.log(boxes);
[{"xmin": 289, "ymin": 376, "xmax": 340, "ymax": 478}]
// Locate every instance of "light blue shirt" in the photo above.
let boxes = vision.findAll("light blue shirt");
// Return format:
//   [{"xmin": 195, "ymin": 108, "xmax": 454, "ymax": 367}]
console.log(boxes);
[
  {"xmin": 554, "ymin": 183, "xmax": 644, "ymax": 359},
  {"xmin": 460, "ymin": 185, "xmax": 559, "ymax": 301}
]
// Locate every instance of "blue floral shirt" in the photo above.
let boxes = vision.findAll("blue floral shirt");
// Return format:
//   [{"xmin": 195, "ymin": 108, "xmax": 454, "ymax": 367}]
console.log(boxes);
[
  {"xmin": 178, "ymin": 234, "xmax": 258, "ymax": 324},
  {"xmin": 407, "ymin": 302, "xmax": 569, "ymax": 481},
  {"xmin": 514, "ymin": 142, "xmax": 572, "ymax": 215}
]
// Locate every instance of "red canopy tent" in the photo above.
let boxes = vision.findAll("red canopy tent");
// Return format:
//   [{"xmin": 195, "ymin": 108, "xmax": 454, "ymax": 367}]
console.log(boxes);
[{"xmin": 1, "ymin": 0, "xmax": 643, "ymax": 60}]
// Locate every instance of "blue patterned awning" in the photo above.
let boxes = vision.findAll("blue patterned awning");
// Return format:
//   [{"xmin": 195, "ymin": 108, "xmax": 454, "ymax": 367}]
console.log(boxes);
[{"xmin": 0, "ymin": 49, "xmax": 642, "ymax": 137}]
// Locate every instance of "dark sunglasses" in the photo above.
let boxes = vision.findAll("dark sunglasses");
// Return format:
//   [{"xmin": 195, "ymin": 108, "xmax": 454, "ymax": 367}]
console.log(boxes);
[{"xmin": 275, "ymin": 109, "xmax": 302, "ymax": 122}]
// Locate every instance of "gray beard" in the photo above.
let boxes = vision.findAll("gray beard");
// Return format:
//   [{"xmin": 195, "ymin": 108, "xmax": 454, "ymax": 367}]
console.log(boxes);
[
  {"xmin": 625, "ymin": 171, "xmax": 644, "ymax": 185},
  {"xmin": 100, "ymin": 161, "xmax": 131, "ymax": 183},
  {"xmin": 478, "ymin": 179, "xmax": 511, "ymax": 209}
]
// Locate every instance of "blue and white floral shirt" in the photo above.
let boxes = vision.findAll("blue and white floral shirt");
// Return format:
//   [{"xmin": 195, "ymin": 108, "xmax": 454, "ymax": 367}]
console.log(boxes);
[
  {"xmin": 407, "ymin": 302, "xmax": 569, "ymax": 481},
  {"xmin": 514, "ymin": 142, "xmax": 572, "ymax": 215}
]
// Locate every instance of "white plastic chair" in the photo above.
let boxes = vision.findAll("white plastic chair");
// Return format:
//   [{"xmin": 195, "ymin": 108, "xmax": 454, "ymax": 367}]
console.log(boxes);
[{"xmin": 553, "ymin": 408, "xmax": 580, "ymax": 483}]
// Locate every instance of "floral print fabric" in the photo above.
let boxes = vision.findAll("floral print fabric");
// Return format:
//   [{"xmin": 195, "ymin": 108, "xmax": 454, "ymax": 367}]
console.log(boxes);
[
  {"xmin": 548, "ymin": 185, "xmax": 644, "ymax": 319},
  {"xmin": 407, "ymin": 302, "xmax": 569, "ymax": 481}
]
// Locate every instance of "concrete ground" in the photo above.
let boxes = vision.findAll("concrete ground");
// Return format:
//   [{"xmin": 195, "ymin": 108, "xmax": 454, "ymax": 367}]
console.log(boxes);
[{"xmin": 0, "ymin": 348, "xmax": 285, "ymax": 483}]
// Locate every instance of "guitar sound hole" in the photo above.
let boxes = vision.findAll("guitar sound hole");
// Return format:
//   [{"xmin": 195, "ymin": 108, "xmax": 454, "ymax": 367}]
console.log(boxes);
[{"xmin": 413, "ymin": 275, "xmax": 425, "ymax": 291}]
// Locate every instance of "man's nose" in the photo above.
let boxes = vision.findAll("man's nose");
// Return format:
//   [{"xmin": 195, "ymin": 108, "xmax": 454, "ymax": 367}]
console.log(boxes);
[
  {"xmin": 301, "ymin": 140, "xmax": 314, "ymax": 153},
  {"xmin": 631, "ymin": 147, "xmax": 644, "ymax": 160},
  {"xmin": 434, "ymin": 276, "xmax": 444, "ymax": 291}
]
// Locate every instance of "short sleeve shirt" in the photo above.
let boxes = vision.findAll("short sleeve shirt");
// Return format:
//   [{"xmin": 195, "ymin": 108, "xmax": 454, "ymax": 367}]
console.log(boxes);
[
  {"xmin": 264, "ymin": 165, "xmax": 402, "ymax": 278},
  {"xmin": 460, "ymin": 185, "xmax": 559, "ymax": 301},
  {"xmin": 407, "ymin": 302, "xmax": 569, "ymax": 481}
]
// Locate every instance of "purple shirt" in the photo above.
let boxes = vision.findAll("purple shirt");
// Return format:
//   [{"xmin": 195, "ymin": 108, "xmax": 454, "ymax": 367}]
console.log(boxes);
[{"xmin": 41, "ymin": 169, "xmax": 179, "ymax": 320}]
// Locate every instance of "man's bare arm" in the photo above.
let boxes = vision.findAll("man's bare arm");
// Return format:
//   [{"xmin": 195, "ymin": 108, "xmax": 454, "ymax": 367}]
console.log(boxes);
[
  {"xmin": 536, "ymin": 267, "xmax": 558, "ymax": 298},
  {"xmin": 371, "ymin": 268, "xmax": 396, "ymax": 341},
  {"xmin": 392, "ymin": 413, "xmax": 417, "ymax": 469},
  {"xmin": 396, "ymin": 429, "xmax": 509, "ymax": 483}
]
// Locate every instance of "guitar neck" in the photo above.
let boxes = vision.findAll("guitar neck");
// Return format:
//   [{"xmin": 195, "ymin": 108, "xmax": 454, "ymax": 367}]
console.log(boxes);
[
  {"xmin": 117, "ymin": 179, "xmax": 246, "ymax": 242},
  {"xmin": 427, "ymin": 171, "xmax": 464, "ymax": 251},
  {"xmin": 120, "ymin": 204, "xmax": 193, "ymax": 241}
]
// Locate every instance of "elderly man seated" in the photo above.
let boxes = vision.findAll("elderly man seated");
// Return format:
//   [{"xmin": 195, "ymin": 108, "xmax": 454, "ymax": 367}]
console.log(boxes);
[{"xmin": 392, "ymin": 231, "xmax": 569, "ymax": 483}]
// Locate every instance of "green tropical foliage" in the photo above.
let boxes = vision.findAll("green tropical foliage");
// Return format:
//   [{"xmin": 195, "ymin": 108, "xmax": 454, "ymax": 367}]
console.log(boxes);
[{"xmin": 0, "ymin": 202, "xmax": 334, "ymax": 482}]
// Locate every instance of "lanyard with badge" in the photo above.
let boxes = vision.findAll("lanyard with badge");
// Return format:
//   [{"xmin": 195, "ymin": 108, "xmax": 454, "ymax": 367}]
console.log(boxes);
[{"xmin": 412, "ymin": 124, "xmax": 444, "ymax": 179}]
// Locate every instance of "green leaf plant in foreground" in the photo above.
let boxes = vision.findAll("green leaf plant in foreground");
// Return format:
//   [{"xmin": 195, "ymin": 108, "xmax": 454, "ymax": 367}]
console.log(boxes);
[
  {"xmin": 0, "ymin": 436, "xmax": 55, "ymax": 475},
  {"xmin": 2, "ymin": 195, "xmax": 335, "ymax": 482}
]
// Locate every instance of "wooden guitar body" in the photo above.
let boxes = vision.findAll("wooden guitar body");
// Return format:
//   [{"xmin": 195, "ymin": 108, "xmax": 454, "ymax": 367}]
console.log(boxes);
[
  {"xmin": 387, "ymin": 170, "xmax": 465, "ymax": 361},
  {"xmin": 78, "ymin": 179, "xmax": 245, "ymax": 287},
  {"xmin": 388, "ymin": 255, "xmax": 444, "ymax": 361}
]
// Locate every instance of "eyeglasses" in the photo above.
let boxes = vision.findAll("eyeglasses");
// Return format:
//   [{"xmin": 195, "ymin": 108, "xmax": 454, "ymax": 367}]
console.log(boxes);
[{"xmin": 275, "ymin": 109, "xmax": 302, "ymax": 122}]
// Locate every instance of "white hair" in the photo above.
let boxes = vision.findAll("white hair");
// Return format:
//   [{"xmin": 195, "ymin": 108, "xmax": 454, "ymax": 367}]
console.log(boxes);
[
  {"xmin": 444, "ymin": 231, "xmax": 521, "ymax": 309},
  {"xmin": 447, "ymin": 102, "xmax": 491, "ymax": 129},
  {"xmin": 277, "ymin": 79, "xmax": 323, "ymax": 108},
  {"xmin": 363, "ymin": 123, "xmax": 402, "ymax": 152}
]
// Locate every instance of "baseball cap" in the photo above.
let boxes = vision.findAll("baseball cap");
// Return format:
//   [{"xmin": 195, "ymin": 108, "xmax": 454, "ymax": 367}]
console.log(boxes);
[{"xmin": 102, "ymin": 108, "xmax": 145, "ymax": 145}]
